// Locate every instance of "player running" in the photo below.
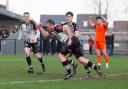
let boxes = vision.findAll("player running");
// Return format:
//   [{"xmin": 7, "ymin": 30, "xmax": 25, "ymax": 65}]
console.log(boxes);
[
  {"xmin": 38, "ymin": 19, "xmax": 102, "ymax": 80},
  {"xmin": 18, "ymin": 12, "xmax": 45, "ymax": 73},
  {"xmin": 88, "ymin": 16, "xmax": 109, "ymax": 69},
  {"xmin": 63, "ymin": 11, "xmax": 91, "ymax": 78},
  {"xmin": 62, "ymin": 11, "xmax": 79, "ymax": 73}
]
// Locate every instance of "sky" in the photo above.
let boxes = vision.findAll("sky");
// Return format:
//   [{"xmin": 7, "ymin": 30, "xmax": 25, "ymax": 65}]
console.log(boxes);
[{"xmin": 0, "ymin": 0, "xmax": 128, "ymax": 27}]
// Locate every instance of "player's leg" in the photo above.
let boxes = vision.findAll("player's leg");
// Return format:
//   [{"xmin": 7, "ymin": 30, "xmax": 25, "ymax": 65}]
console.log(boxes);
[
  {"xmin": 33, "ymin": 43, "xmax": 45, "ymax": 72},
  {"xmin": 71, "ymin": 36, "xmax": 101, "ymax": 77},
  {"xmin": 95, "ymin": 42, "xmax": 102, "ymax": 66},
  {"xmin": 102, "ymin": 48, "xmax": 109, "ymax": 69},
  {"xmin": 65, "ymin": 52, "xmax": 78, "ymax": 73},
  {"xmin": 24, "ymin": 47, "xmax": 34, "ymax": 73},
  {"xmin": 100, "ymin": 42, "xmax": 109, "ymax": 69},
  {"xmin": 78, "ymin": 56, "xmax": 102, "ymax": 77},
  {"xmin": 58, "ymin": 47, "xmax": 75, "ymax": 80},
  {"xmin": 34, "ymin": 52, "xmax": 45, "ymax": 72},
  {"xmin": 73, "ymin": 49, "xmax": 102, "ymax": 77},
  {"xmin": 95, "ymin": 49, "xmax": 102, "ymax": 66}
]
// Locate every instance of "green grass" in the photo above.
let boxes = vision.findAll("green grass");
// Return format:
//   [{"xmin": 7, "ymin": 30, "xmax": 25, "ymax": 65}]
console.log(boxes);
[{"xmin": 0, "ymin": 55, "xmax": 128, "ymax": 89}]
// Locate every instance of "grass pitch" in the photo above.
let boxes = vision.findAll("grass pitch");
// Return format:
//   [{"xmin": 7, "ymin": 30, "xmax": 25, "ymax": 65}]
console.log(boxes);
[{"xmin": 0, "ymin": 55, "xmax": 128, "ymax": 89}]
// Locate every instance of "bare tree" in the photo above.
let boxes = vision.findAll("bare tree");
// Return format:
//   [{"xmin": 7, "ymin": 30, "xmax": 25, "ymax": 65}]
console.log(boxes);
[
  {"xmin": 91, "ymin": 0, "xmax": 109, "ymax": 15},
  {"xmin": 123, "ymin": 0, "xmax": 128, "ymax": 20},
  {"xmin": 93, "ymin": 0, "xmax": 102, "ymax": 15},
  {"xmin": 90, "ymin": 0, "xmax": 114, "ymax": 27},
  {"xmin": 124, "ymin": 7, "xmax": 128, "ymax": 20}
]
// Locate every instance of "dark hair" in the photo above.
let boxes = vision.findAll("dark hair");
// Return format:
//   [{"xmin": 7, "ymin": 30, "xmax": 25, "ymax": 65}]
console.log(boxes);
[
  {"xmin": 42, "ymin": 26, "xmax": 48, "ymax": 30},
  {"xmin": 46, "ymin": 19, "xmax": 55, "ymax": 25},
  {"xmin": 66, "ymin": 11, "xmax": 74, "ymax": 17},
  {"xmin": 96, "ymin": 16, "xmax": 101, "ymax": 20},
  {"xmin": 23, "ymin": 12, "xmax": 30, "ymax": 15}
]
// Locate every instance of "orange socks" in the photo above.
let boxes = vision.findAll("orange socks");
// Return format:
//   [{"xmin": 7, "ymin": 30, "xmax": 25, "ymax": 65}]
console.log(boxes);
[
  {"xmin": 97, "ymin": 55, "xmax": 109, "ymax": 68},
  {"xmin": 104, "ymin": 55, "xmax": 109, "ymax": 64},
  {"xmin": 97, "ymin": 55, "xmax": 101, "ymax": 65}
]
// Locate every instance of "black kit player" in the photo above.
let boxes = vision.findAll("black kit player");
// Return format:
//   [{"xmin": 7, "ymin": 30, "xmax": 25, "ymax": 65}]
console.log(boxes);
[{"xmin": 38, "ymin": 18, "xmax": 102, "ymax": 80}]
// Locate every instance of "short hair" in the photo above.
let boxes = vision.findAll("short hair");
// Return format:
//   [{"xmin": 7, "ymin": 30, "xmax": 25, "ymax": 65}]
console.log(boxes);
[
  {"xmin": 96, "ymin": 16, "xmax": 102, "ymax": 20},
  {"xmin": 23, "ymin": 12, "xmax": 30, "ymax": 15},
  {"xmin": 46, "ymin": 19, "xmax": 55, "ymax": 25},
  {"xmin": 66, "ymin": 11, "xmax": 74, "ymax": 17}
]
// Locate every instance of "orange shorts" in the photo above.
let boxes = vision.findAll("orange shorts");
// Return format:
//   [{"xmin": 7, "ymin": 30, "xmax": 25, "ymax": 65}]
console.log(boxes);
[{"xmin": 95, "ymin": 41, "xmax": 106, "ymax": 49}]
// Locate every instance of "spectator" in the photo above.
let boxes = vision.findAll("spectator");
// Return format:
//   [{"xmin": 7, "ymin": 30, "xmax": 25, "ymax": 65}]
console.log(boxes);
[
  {"xmin": 13, "ymin": 25, "xmax": 18, "ymax": 33},
  {"xmin": 1, "ymin": 30, "xmax": 9, "ymax": 39},
  {"xmin": 0, "ymin": 27, "xmax": 3, "ymax": 52},
  {"xmin": 0, "ymin": 26, "xmax": 9, "ymax": 52},
  {"xmin": 110, "ymin": 31, "xmax": 114, "ymax": 56},
  {"xmin": 10, "ymin": 25, "xmax": 19, "ymax": 35},
  {"xmin": 79, "ymin": 34, "xmax": 84, "ymax": 48},
  {"xmin": 50, "ymin": 36, "xmax": 57, "ymax": 55},
  {"xmin": 0, "ymin": 27, "xmax": 2, "ymax": 37},
  {"xmin": 106, "ymin": 32, "xmax": 113, "ymax": 56},
  {"xmin": 88, "ymin": 35, "xmax": 94, "ymax": 55},
  {"xmin": 0, "ymin": 26, "xmax": 9, "ymax": 39},
  {"xmin": 42, "ymin": 36, "xmax": 50, "ymax": 55},
  {"xmin": 56, "ymin": 40, "xmax": 62, "ymax": 54}
]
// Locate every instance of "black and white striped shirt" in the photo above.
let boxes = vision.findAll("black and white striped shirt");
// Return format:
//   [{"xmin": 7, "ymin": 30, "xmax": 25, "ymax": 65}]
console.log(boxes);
[{"xmin": 18, "ymin": 21, "xmax": 40, "ymax": 43}]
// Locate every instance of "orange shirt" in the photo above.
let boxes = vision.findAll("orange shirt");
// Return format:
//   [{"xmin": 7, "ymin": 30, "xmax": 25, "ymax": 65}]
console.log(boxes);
[{"xmin": 94, "ymin": 23, "xmax": 107, "ymax": 42}]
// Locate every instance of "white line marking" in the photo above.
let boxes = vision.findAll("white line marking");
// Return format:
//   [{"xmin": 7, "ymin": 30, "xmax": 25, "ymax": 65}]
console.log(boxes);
[
  {"xmin": 0, "ymin": 79, "xmax": 63, "ymax": 85},
  {"xmin": 0, "ymin": 72, "xmax": 128, "ymax": 85},
  {"xmin": 107, "ymin": 72, "xmax": 128, "ymax": 77}
]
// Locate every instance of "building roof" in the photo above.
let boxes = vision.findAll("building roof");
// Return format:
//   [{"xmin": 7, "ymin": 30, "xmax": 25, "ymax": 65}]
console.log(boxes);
[
  {"xmin": 113, "ymin": 21, "xmax": 128, "ymax": 32},
  {"xmin": 40, "ymin": 15, "xmax": 66, "ymax": 25},
  {"xmin": 0, "ymin": 8, "xmax": 23, "ymax": 20},
  {"xmin": 0, "ymin": 4, "xmax": 6, "ymax": 9}
]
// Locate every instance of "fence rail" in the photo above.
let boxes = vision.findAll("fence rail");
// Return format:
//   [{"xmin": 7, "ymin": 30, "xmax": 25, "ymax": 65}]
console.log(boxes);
[{"xmin": 0, "ymin": 39, "xmax": 128, "ymax": 55}]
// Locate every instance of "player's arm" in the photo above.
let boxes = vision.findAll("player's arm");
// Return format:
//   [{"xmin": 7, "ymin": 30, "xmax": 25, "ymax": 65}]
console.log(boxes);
[
  {"xmin": 88, "ymin": 16, "xmax": 95, "ymax": 28},
  {"xmin": 30, "ymin": 19, "xmax": 37, "ymax": 30},
  {"xmin": 100, "ymin": 16, "xmax": 108, "ymax": 26},
  {"xmin": 38, "ymin": 24, "xmax": 49, "ymax": 37},
  {"xmin": 35, "ymin": 30, "xmax": 40, "ymax": 39},
  {"xmin": 31, "ymin": 20, "xmax": 41, "ymax": 39},
  {"xmin": 63, "ymin": 25, "xmax": 72, "ymax": 46}
]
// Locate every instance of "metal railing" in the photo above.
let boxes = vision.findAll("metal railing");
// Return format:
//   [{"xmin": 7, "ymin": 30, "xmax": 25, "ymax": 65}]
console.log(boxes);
[{"xmin": 0, "ymin": 39, "xmax": 128, "ymax": 55}]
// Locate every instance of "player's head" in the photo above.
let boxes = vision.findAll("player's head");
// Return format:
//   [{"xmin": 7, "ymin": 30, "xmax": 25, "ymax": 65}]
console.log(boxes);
[
  {"xmin": 23, "ymin": 12, "xmax": 30, "ymax": 23},
  {"xmin": 46, "ymin": 19, "xmax": 55, "ymax": 31},
  {"xmin": 66, "ymin": 11, "xmax": 73, "ymax": 23},
  {"xmin": 96, "ymin": 16, "xmax": 102, "ymax": 24}
]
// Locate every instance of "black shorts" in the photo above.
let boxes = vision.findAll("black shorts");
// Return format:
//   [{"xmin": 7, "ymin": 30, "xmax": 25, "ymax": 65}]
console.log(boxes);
[
  {"xmin": 24, "ymin": 41, "xmax": 39, "ymax": 53},
  {"xmin": 60, "ymin": 36, "xmax": 84, "ymax": 59}
]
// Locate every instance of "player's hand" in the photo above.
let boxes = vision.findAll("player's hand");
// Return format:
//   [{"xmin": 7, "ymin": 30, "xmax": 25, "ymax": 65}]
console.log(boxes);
[
  {"xmin": 37, "ymin": 23, "xmax": 42, "ymax": 29},
  {"xmin": 36, "ymin": 24, "xmax": 40, "ymax": 30},
  {"xmin": 63, "ymin": 25, "xmax": 69, "ymax": 32}
]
